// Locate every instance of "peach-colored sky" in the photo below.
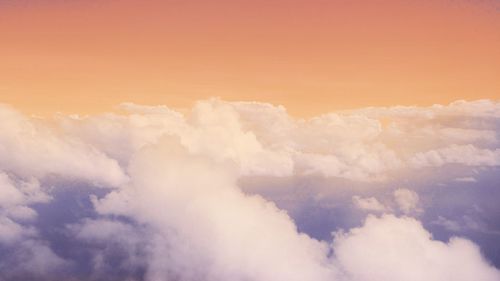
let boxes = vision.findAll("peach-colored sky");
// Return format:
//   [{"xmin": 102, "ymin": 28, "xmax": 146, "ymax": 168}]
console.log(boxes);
[{"xmin": 0, "ymin": 0, "xmax": 499, "ymax": 117}]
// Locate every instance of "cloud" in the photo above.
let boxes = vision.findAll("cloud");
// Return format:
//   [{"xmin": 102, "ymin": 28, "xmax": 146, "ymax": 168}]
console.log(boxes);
[
  {"xmin": 393, "ymin": 188, "xmax": 421, "ymax": 214},
  {"xmin": 0, "ymin": 216, "xmax": 28, "ymax": 243},
  {"xmin": 0, "ymin": 99, "xmax": 498, "ymax": 280},
  {"xmin": 334, "ymin": 215, "xmax": 500, "ymax": 281},
  {"xmin": 69, "ymin": 218, "xmax": 148, "ymax": 278},
  {"xmin": 454, "ymin": 177, "xmax": 477, "ymax": 182},
  {"xmin": 0, "ymin": 104, "xmax": 128, "ymax": 187},
  {"xmin": 0, "ymin": 172, "xmax": 68, "ymax": 280},
  {"xmin": 410, "ymin": 145, "xmax": 500, "ymax": 168},
  {"xmin": 0, "ymin": 173, "xmax": 49, "ymax": 243},
  {"xmin": 93, "ymin": 138, "xmax": 339, "ymax": 281},
  {"xmin": 0, "ymin": 239, "xmax": 69, "ymax": 280},
  {"xmin": 344, "ymin": 99, "xmax": 500, "ymax": 119},
  {"xmin": 432, "ymin": 216, "xmax": 462, "ymax": 232},
  {"xmin": 53, "ymin": 98, "xmax": 500, "ymax": 182},
  {"xmin": 92, "ymin": 137, "xmax": 500, "ymax": 281},
  {"xmin": 352, "ymin": 196, "xmax": 388, "ymax": 212}
]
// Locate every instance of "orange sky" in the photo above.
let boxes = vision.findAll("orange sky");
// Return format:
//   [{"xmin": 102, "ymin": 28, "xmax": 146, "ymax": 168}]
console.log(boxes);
[{"xmin": 0, "ymin": 0, "xmax": 499, "ymax": 117}]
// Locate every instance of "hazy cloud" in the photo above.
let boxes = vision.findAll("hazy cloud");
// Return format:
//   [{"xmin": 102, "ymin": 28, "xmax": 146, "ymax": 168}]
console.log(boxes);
[
  {"xmin": 393, "ymin": 188, "xmax": 421, "ymax": 214},
  {"xmin": 352, "ymin": 196, "xmax": 388, "ymax": 212}
]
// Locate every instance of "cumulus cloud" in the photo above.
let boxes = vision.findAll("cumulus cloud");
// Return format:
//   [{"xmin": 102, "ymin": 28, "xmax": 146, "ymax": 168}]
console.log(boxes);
[
  {"xmin": 352, "ymin": 196, "xmax": 388, "ymax": 212},
  {"xmin": 91, "ymin": 137, "xmax": 500, "ymax": 281},
  {"xmin": 410, "ymin": 145, "xmax": 500, "ymax": 168},
  {"xmin": 93, "ymin": 138, "xmax": 338, "ymax": 281},
  {"xmin": 393, "ymin": 188, "xmax": 421, "ymax": 214},
  {"xmin": 0, "ymin": 99, "xmax": 498, "ymax": 280},
  {"xmin": 0, "ymin": 173, "xmax": 49, "ymax": 243},
  {"xmin": 334, "ymin": 215, "xmax": 500, "ymax": 281},
  {"xmin": 53, "ymin": 98, "xmax": 500, "ymax": 181},
  {"xmin": 0, "ymin": 104, "xmax": 127, "ymax": 187},
  {"xmin": 0, "ymin": 172, "xmax": 68, "ymax": 279},
  {"xmin": 345, "ymin": 99, "xmax": 500, "ymax": 119}
]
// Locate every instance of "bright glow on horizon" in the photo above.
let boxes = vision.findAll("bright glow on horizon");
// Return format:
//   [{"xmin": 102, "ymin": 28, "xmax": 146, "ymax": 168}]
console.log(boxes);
[{"xmin": 0, "ymin": 0, "xmax": 499, "ymax": 117}]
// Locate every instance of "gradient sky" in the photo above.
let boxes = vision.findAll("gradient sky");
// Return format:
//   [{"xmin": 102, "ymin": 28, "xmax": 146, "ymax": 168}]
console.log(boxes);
[{"xmin": 0, "ymin": 0, "xmax": 499, "ymax": 116}]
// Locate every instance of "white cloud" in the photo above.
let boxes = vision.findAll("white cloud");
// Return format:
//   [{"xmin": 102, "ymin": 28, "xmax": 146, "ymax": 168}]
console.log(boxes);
[
  {"xmin": 345, "ymin": 99, "xmax": 500, "ymax": 119},
  {"xmin": 0, "ymin": 240, "xmax": 69, "ymax": 278},
  {"xmin": 0, "ymin": 104, "xmax": 128, "ymax": 187},
  {"xmin": 393, "ymin": 188, "xmax": 421, "ymax": 214},
  {"xmin": 352, "ymin": 196, "xmax": 388, "ymax": 212},
  {"xmin": 0, "ymin": 171, "xmax": 67, "ymax": 278},
  {"xmin": 52, "ymin": 99, "xmax": 500, "ymax": 182},
  {"xmin": 94, "ymin": 138, "xmax": 339, "ymax": 281},
  {"xmin": 0, "ymin": 173, "xmax": 25, "ymax": 207},
  {"xmin": 0, "ymin": 173, "xmax": 50, "ymax": 242},
  {"xmin": 432, "ymin": 216, "xmax": 462, "ymax": 232},
  {"xmin": 0, "ymin": 216, "xmax": 29, "ymax": 243},
  {"xmin": 410, "ymin": 145, "xmax": 500, "ymax": 168},
  {"xmin": 334, "ymin": 215, "xmax": 500, "ymax": 281},
  {"xmin": 0, "ymin": 99, "xmax": 498, "ymax": 279},
  {"xmin": 70, "ymin": 218, "xmax": 147, "ymax": 274},
  {"xmin": 92, "ymin": 136, "xmax": 499, "ymax": 281}
]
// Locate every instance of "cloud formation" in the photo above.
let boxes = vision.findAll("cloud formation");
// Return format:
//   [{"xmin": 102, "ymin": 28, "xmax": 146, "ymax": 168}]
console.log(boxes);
[
  {"xmin": 0, "ymin": 104, "xmax": 127, "ymax": 187},
  {"xmin": 393, "ymin": 188, "xmax": 421, "ymax": 214},
  {"xmin": 334, "ymin": 215, "xmax": 500, "ymax": 281},
  {"xmin": 0, "ymin": 99, "xmax": 499, "ymax": 281},
  {"xmin": 352, "ymin": 196, "xmax": 388, "ymax": 212}
]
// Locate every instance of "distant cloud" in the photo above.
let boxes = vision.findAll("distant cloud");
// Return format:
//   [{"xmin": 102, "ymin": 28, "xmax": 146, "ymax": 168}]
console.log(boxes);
[
  {"xmin": 352, "ymin": 196, "xmax": 388, "ymax": 212},
  {"xmin": 0, "ymin": 104, "xmax": 128, "ymax": 187},
  {"xmin": 393, "ymin": 188, "xmax": 421, "ymax": 214},
  {"xmin": 454, "ymin": 177, "xmax": 478, "ymax": 182},
  {"xmin": 432, "ymin": 216, "xmax": 462, "ymax": 232},
  {"xmin": 55, "ymin": 98, "xmax": 500, "ymax": 181},
  {"xmin": 410, "ymin": 145, "xmax": 500, "ymax": 168}
]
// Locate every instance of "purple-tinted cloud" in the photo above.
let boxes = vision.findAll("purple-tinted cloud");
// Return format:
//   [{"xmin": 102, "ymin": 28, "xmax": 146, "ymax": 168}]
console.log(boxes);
[{"xmin": 0, "ymin": 99, "xmax": 499, "ymax": 281}]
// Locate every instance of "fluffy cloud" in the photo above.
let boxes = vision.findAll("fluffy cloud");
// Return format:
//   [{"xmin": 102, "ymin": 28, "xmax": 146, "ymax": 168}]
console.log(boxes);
[
  {"xmin": 0, "ymin": 173, "xmax": 49, "ymax": 208},
  {"xmin": 0, "ymin": 99, "xmax": 498, "ymax": 280},
  {"xmin": 93, "ymin": 138, "xmax": 338, "ymax": 281},
  {"xmin": 410, "ymin": 145, "xmax": 500, "ymax": 168},
  {"xmin": 0, "ymin": 173, "xmax": 49, "ymax": 243},
  {"xmin": 345, "ymin": 99, "xmax": 500, "ymax": 119},
  {"xmin": 352, "ymin": 196, "xmax": 388, "ymax": 212},
  {"xmin": 92, "ymin": 137, "xmax": 500, "ymax": 281},
  {"xmin": 53, "ymin": 98, "xmax": 500, "ymax": 181},
  {"xmin": 393, "ymin": 188, "xmax": 421, "ymax": 214},
  {"xmin": 0, "ymin": 104, "xmax": 127, "ymax": 187},
  {"xmin": 0, "ymin": 172, "xmax": 67, "ymax": 279},
  {"xmin": 454, "ymin": 177, "xmax": 477, "ymax": 182},
  {"xmin": 334, "ymin": 215, "xmax": 500, "ymax": 281}
]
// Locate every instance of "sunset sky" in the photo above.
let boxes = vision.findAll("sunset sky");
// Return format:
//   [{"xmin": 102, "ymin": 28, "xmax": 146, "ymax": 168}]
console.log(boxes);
[
  {"xmin": 1, "ymin": 1, "xmax": 500, "ymax": 280},
  {"xmin": 0, "ymin": 0, "xmax": 499, "ymax": 116}
]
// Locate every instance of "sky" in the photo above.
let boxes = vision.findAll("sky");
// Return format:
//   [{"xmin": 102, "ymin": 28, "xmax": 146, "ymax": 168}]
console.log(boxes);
[
  {"xmin": 1, "ymin": 1, "xmax": 500, "ymax": 281},
  {"xmin": 0, "ymin": 0, "xmax": 499, "ymax": 116}
]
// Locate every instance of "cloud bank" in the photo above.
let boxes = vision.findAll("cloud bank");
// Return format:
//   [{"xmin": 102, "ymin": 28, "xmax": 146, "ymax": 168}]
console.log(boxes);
[{"xmin": 0, "ymin": 99, "xmax": 499, "ymax": 281}]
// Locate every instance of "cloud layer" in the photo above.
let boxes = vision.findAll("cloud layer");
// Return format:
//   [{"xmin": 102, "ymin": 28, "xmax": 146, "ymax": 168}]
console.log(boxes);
[{"xmin": 0, "ymin": 99, "xmax": 499, "ymax": 281}]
